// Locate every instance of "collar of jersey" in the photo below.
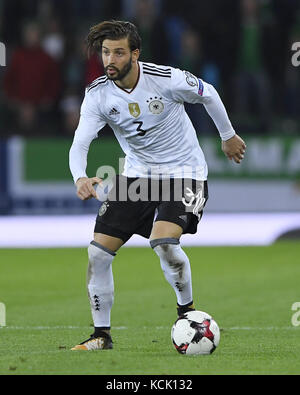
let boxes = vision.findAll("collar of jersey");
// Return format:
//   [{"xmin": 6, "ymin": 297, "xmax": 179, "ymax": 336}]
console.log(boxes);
[{"xmin": 112, "ymin": 62, "xmax": 141, "ymax": 94}]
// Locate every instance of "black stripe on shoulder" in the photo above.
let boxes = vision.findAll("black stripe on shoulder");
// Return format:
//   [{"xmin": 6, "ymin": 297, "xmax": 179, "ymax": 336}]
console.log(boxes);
[
  {"xmin": 142, "ymin": 63, "xmax": 171, "ymax": 73},
  {"xmin": 87, "ymin": 75, "xmax": 107, "ymax": 88},
  {"xmin": 143, "ymin": 71, "xmax": 171, "ymax": 78},
  {"xmin": 143, "ymin": 66, "xmax": 171, "ymax": 76},
  {"xmin": 87, "ymin": 77, "xmax": 108, "ymax": 92},
  {"xmin": 89, "ymin": 75, "xmax": 107, "ymax": 85}
]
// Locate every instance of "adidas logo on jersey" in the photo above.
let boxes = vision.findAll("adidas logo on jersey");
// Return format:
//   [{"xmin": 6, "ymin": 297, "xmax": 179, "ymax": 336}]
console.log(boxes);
[{"xmin": 109, "ymin": 107, "xmax": 120, "ymax": 116}]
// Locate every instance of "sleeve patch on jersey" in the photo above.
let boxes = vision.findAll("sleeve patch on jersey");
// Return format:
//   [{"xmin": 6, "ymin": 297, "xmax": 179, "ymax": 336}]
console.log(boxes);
[
  {"xmin": 198, "ymin": 78, "xmax": 204, "ymax": 96},
  {"xmin": 184, "ymin": 71, "xmax": 198, "ymax": 87}
]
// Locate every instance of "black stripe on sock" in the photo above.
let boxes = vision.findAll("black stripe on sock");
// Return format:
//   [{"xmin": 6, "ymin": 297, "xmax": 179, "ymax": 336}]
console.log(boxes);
[
  {"xmin": 90, "ymin": 241, "xmax": 116, "ymax": 256},
  {"xmin": 150, "ymin": 238, "xmax": 179, "ymax": 249}
]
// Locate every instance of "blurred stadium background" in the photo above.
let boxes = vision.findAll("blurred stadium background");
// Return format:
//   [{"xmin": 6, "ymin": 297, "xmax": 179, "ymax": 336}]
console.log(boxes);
[{"xmin": 0, "ymin": 0, "xmax": 300, "ymax": 248}]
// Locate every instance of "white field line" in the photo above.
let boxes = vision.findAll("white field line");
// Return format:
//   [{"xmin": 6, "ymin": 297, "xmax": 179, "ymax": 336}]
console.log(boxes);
[{"xmin": 0, "ymin": 325, "xmax": 297, "ymax": 331}]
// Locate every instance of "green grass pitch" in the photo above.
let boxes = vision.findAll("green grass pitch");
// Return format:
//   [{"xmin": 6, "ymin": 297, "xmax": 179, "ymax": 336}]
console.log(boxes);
[{"xmin": 0, "ymin": 242, "xmax": 299, "ymax": 375}]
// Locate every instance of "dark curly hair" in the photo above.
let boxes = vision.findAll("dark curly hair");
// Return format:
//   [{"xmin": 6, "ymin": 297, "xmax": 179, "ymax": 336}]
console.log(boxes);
[{"xmin": 86, "ymin": 20, "xmax": 142, "ymax": 56}]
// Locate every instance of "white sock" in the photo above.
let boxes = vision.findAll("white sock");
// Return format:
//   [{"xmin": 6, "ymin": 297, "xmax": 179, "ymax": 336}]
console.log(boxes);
[
  {"xmin": 87, "ymin": 241, "xmax": 115, "ymax": 328},
  {"xmin": 150, "ymin": 238, "xmax": 193, "ymax": 306}
]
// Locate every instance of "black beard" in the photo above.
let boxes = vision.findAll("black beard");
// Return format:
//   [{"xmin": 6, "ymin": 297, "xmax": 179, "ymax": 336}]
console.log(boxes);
[{"xmin": 105, "ymin": 56, "xmax": 132, "ymax": 81}]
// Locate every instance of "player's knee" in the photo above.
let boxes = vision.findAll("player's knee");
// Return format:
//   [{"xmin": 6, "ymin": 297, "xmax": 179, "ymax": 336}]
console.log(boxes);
[
  {"xmin": 88, "ymin": 241, "xmax": 116, "ymax": 263},
  {"xmin": 150, "ymin": 237, "xmax": 179, "ymax": 258},
  {"xmin": 87, "ymin": 241, "xmax": 115, "ymax": 292},
  {"xmin": 150, "ymin": 238, "xmax": 188, "ymax": 277}
]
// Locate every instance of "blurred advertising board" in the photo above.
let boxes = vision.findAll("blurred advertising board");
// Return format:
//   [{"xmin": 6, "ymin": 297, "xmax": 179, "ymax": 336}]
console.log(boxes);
[{"xmin": 0, "ymin": 136, "xmax": 299, "ymax": 214}]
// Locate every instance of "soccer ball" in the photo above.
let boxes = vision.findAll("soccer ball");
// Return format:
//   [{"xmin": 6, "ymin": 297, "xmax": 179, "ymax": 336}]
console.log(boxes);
[{"xmin": 171, "ymin": 310, "xmax": 220, "ymax": 355}]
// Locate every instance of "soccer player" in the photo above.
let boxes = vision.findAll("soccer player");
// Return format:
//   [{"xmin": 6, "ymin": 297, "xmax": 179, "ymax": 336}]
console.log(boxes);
[{"xmin": 69, "ymin": 20, "xmax": 246, "ymax": 350}]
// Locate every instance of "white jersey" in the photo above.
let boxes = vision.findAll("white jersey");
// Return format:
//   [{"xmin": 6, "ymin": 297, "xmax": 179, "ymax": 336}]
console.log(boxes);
[{"xmin": 69, "ymin": 62, "xmax": 235, "ymax": 183}]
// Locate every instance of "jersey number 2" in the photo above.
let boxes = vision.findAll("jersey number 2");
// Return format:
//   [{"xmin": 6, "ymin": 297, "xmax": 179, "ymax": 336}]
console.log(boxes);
[{"xmin": 133, "ymin": 121, "xmax": 147, "ymax": 136}]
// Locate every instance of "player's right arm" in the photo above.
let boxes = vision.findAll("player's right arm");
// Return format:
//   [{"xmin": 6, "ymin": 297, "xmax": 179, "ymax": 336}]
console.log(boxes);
[{"xmin": 69, "ymin": 87, "xmax": 107, "ymax": 200}]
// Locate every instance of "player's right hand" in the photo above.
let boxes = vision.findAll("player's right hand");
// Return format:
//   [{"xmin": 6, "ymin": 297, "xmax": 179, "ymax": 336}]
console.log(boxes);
[{"xmin": 76, "ymin": 177, "xmax": 102, "ymax": 200}]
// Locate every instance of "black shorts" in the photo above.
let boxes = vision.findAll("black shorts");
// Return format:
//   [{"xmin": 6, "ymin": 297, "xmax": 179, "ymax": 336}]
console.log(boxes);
[{"xmin": 94, "ymin": 175, "xmax": 208, "ymax": 242}]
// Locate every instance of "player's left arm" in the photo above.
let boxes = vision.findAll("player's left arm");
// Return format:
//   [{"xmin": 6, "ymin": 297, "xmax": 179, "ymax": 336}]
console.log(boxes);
[
  {"xmin": 201, "ymin": 82, "xmax": 246, "ymax": 164},
  {"xmin": 170, "ymin": 69, "xmax": 246, "ymax": 164}
]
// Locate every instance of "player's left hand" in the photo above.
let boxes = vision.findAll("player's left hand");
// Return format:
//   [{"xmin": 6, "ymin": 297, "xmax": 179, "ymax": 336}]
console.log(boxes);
[{"xmin": 222, "ymin": 134, "xmax": 246, "ymax": 164}]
